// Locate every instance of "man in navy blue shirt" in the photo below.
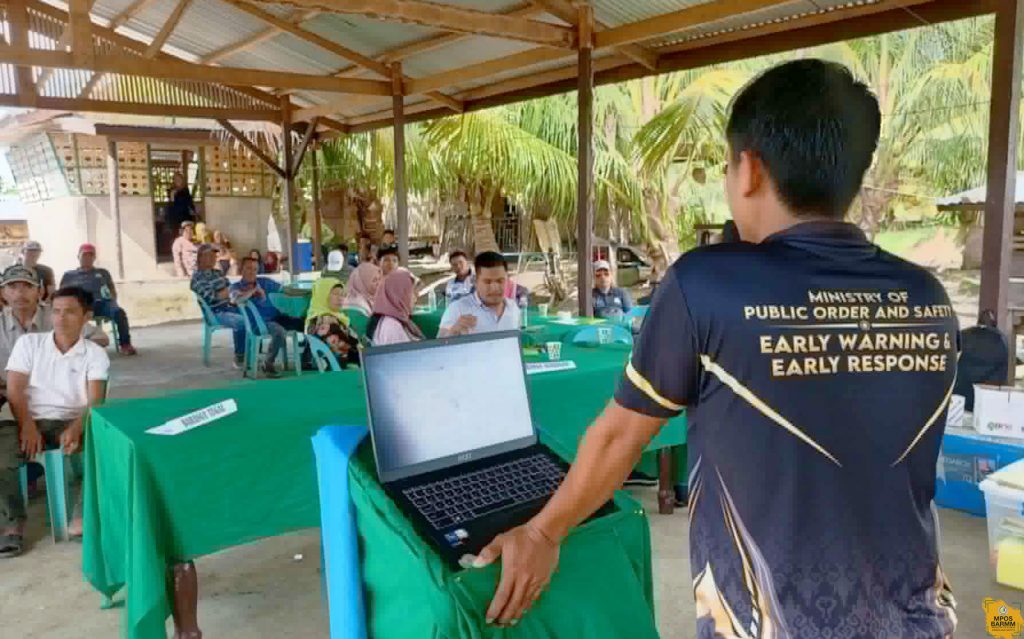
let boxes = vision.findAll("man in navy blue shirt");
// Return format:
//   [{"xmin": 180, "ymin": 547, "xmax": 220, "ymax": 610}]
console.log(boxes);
[{"xmin": 476, "ymin": 60, "xmax": 959, "ymax": 639}]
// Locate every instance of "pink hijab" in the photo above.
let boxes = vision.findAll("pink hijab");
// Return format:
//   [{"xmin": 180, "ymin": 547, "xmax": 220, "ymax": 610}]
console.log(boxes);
[
  {"xmin": 372, "ymin": 270, "xmax": 424, "ymax": 339},
  {"xmin": 342, "ymin": 262, "xmax": 381, "ymax": 315}
]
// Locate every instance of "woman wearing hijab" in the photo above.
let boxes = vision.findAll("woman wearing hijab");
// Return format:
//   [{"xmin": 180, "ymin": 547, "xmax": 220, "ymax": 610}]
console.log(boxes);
[
  {"xmin": 367, "ymin": 271, "xmax": 424, "ymax": 346},
  {"xmin": 342, "ymin": 263, "xmax": 381, "ymax": 317},
  {"xmin": 304, "ymin": 277, "xmax": 348, "ymax": 331}
]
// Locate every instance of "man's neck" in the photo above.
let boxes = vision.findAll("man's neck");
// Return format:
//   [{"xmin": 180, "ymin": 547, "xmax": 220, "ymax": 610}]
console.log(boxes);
[
  {"xmin": 11, "ymin": 305, "xmax": 37, "ymax": 327},
  {"xmin": 79, "ymin": 265, "xmax": 93, "ymax": 272},
  {"xmin": 483, "ymin": 296, "xmax": 505, "ymax": 313},
  {"xmin": 53, "ymin": 330, "xmax": 80, "ymax": 354},
  {"xmin": 745, "ymin": 205, "xmax": 833, "ymax": 243},
  {"xmin": 597, "ymin": 284, "xmax": 612, "ymax": 294}
]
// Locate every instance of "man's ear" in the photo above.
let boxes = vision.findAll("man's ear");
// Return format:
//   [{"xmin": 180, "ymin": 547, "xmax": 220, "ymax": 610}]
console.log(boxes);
[{"xmin": 737, "ymin": 149, "xmax": 765, "ymax": 198}]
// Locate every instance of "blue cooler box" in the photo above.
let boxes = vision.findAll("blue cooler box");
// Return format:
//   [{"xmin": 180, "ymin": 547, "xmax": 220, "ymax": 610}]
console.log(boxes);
[{"xmin": 936, "ymin": 426, "xmax": 1024, "ymax": 516}]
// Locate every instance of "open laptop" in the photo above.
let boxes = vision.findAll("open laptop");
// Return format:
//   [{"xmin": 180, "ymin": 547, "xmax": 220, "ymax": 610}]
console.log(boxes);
[{"xmin": 361, "ymin": 331, "xmax": 611, "ymax": 570}]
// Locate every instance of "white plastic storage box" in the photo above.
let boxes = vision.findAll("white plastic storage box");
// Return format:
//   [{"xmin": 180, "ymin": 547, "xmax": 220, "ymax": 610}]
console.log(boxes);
[{"xmin": 979, "ymin": 462, "xmax": 1024, "ymax": 589}]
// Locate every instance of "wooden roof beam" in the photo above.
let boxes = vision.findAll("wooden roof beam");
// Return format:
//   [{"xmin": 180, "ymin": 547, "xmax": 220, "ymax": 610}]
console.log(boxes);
[
  {"xmin": 530, "ymin": 0, "xmax": 658, "ymax": 70},
  {"xmin": 404, "ymin": 46, "xmax": 569, "ymax": 95},
  {"xmin": 0, "ymin": 94, "xmax": 279, "ymax": 121},
  {"xmin": 225, "ymin": 0, "xmax": 462, "ymax": 112},
  {"xmin": 108, "ymin": 0, "xmax": 161, "ymax": 31},
  {"xmin": 217, "ymin": 119, "xmax": 286, "ymax": 176},
  {"xmin": 201, "ymin": 9, "xmax": 319, "ymax": 63},
  {"xmin": 8, "ymin": 0, "xmax": 35, "ymax": 107},
  {"xmin": 0, "ymin": 48, "xmax": 394, "ymax": 95},
  {"xmin": 144, "ymin": 0, "xmax": 193, "ymax": 58},
  {"xmin": 27, "ymin": 0, "xmax": 281, "ymax": 108},
  {"xmin": 251, "ymin": 0, "xmax": 576, "ymax": 48},
  {"xmin": 36, "ymin": 0, "xmax": 96, "ymax": 92},
  {"xmin": 595, "ymin": 0, "xmax": 791, "ymax": 49}
]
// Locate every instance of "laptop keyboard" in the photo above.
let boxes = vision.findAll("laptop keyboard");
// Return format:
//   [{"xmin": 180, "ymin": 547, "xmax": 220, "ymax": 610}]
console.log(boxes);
[{"xmin": 403, "ymin": 454, "xmax": 566, "ymax": 530}]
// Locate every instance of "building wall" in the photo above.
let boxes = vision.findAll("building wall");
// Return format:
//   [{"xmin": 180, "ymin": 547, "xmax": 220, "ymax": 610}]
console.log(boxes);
[
  {"xmin": 204, "ymin": 197, "xmax": 272, "ymax": 255},
  {"xmin": 25, "ymin": 195, "xmax": 274, "ymax": 282}
]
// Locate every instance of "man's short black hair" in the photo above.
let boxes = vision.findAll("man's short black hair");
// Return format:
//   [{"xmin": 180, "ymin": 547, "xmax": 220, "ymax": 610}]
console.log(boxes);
[
  {"xmin": 377, "ymin": 245, "xmax": 399, "ymax": 260},
  {"xmin": 338, "ymin": 243, "xmax": 349, "ymax": 253},
  {"xmin": 240, "ymin": 256, "xmax": 259, "ymax": 269},
  {"xmin": 726, "ymin": 59, "xmax": 880, "ymax": 219},
  {"xmin": 52, "ymin": 286, "xmax": 93, "ymax": 311},
  {"xmin": 383, "ymin": 229, "xmax": 395, "ymax": 237},
  {"xmin": 474, "ymin": 251, "xmax": 507, "ymax": 272},
  {"xmin": 449, "ymin": 250, "xmax": 468, "ymax": 261}
]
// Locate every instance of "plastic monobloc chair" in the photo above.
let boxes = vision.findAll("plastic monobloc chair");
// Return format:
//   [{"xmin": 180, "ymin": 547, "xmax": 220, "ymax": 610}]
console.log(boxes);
[
  {"xmin": 195, "ymin": 295, "xmax": 234, "ymax": 366},
  {"xmin": 305, "ymin": 334, "xmax": 342, "ymax": 372}
]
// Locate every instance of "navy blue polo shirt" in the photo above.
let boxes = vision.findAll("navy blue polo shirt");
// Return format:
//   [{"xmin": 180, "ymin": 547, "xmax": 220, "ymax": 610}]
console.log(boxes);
[{"xmin": 616, "ymin": 222, "xmax": 959, "ymax": 639}]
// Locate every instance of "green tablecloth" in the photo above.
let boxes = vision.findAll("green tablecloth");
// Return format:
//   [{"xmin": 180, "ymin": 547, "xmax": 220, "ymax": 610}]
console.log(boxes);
[
  {"xmin": 412, "ymin": 308, "xmax": 614, "ymax": 343},
  {"xmin": 270, "ymin": 291, "xmax": 311, "ymax": 319},
  {"xmin": 83, "ymin": 345, "xmax": 683, "ymax": 639}
]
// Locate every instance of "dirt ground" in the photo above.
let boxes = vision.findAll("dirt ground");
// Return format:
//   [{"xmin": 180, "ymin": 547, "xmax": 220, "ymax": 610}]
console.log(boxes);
[{"xmin": 0, "ymin": 272, "xmax": 1020, "ymax": 638}]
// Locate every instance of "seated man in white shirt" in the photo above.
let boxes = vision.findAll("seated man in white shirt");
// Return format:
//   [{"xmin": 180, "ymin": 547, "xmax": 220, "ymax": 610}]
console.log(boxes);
[
  {"xmin": 438, "ymin": 251, "xmax": 520, "ymax": 337},
  {"xmin": 0, "ymin": 286, "xmax": 110, "ymax": 556}
]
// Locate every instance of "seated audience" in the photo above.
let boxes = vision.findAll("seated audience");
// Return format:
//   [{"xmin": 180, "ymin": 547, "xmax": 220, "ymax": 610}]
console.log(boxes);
[
  {"xmin": 445, "ymin": 250, "xmax": 475, "ymax": 304},
  {"xmin": 172, "ymin": 221, "xmax": 199, "ymax": 278},
  {"xmin": 341, "ymin": 263, "xmax": 381, "ymax": 318},
  {"xmin": 367, "ymin": 270, "xmax": 424, "ymax": 346},
  {"xmin": 0, "ymin": 266, "xmax": 108, "ymax": 410},
  {"xmin": 377, "ymin": 246, "xmax": 400, "ymax": 277},
  {"xmin": 305, "ymin": 278, "xmax": 349, "ymax": 331},
  {"xmin": 592, "ymin": 259, "xmax": 633, "ymax": 320},
  {"xmin": 438, "ymin": 251, "xmax": 520, "ymax": 337},
  {"xmin": 322, "ymin": 247, "xmax": 353, "ymax": 282},
  {"xmin": 194, "ymin": 221, "xmax": 213, "ymax": 244},
  {"xmin": 305, "ymin": 317, "xmax": 360, "ymax": 369},
  {"xmin": 248, "ymin": 249, "xmax": 266, "ymax": 274},
  {"xmin": 379, "ymin": 229, "xmax": 398, "ymax": 252},
  {"xmin": 20, "ymin": 241, "xmax": 55, "ymax": 301},
  {"xmin": 231, "ymin": 256, "xmax": 305, "ymax": 337},
  {"xmin": 1, "ymin": 286, "xmax": 110, "ymax": 555},
  {"xmin": 191, "ymin": 244, "xmax": 250, "ymax": 370},
  {"xmin": 212, "ymin": 230, "xmax": 237, "ymax": 275},
  {"xmin": 955, "ymin": 309, "xmax": 1012, "ymax": 411},
  {"xmin": 60, "ymin": 244, "xmax": 137, "ymax": 356}
]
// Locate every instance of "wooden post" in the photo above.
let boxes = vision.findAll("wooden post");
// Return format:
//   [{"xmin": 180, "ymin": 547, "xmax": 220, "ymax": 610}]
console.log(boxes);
[
  {"xmin": 106, "ymin": 138, "xmax": 125, "ymax": 280},
  {"xmin": 979, "ymin": 0, "xmax": 1023, "ymax": 382},
  {"xmin": 311, "ymin": 142, "xmax": 323, "ymax": 269},
  {"xmin": 576, "ymin": 3, "xmax": 595, "ymax": 317},
  {"xmin": 281, "ymin": 97, "xmax": 298, "ymax": 274},
  {"xmin": 392, "ymin": 63, "xmax": 410, "ymax": 265}
]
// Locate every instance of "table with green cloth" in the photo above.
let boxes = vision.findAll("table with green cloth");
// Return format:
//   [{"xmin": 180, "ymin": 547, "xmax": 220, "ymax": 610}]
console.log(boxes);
[
  {"xmin": 412, "ymin": 308, "xmax": 616, "ymax": 342},
  {"xmin": 83, "ymin": 344, "xmax": 683, "ymax": 639}
]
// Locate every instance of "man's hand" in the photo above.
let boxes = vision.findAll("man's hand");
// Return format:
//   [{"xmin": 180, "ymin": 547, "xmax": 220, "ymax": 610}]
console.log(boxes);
[
  {"xmin": 19, "ymin": 421, "xmax": 43, "ymax": 457},
  {"xmin": 253, "ymin": 286, "xmax": 266, "ymax": 300},
  {"xmin": 60, "ymin": 420, "xmax": 84, "ymax": 454},
  {"xmin": 451, "ymin": 315, "xmax": 477, "ymax": 336},
  {"xmin": 475, "ymin": 521, "xmax": 559, "ymax": 626}
]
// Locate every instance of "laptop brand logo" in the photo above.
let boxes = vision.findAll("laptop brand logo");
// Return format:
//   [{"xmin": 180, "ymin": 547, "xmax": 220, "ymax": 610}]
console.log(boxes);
[{"xmin": 458, "ymin": 453, "xmax": 473, "ymax": 463}]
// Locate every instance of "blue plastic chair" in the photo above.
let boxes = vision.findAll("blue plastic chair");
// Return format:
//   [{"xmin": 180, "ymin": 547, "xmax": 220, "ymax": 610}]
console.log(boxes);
[
  {"xmin": 240, "ymin": 301, "xmax": 304, "ymax": 378},
  {"xmin": 93, "ymin": 315, "xmax": 120, "ymax": 350},
  {"xmin": 564, "ymin": 324, "xmax": 633, "ymax": 347},
  {"xmin": 305, "ymin": 334, "xmax": 342, "ymax": 372},
  {"xmin": 195, "ymin": 295, "xmax": 234, "ymax": 366},
  {"xmin": 17, "ymin": 379, "xmax": 109, "ymax": 543}
]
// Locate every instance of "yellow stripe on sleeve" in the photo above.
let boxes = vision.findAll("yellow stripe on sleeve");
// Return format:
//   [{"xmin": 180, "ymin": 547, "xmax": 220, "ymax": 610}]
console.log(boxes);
[{"xmin": 625, "ymin": 361, "xmax": 685, "ymax": 412}]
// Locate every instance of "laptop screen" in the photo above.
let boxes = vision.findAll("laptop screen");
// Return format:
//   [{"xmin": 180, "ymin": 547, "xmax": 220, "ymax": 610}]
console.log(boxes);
[{"xmin": 363, "ymin": 332, "xmax": 536, "ymax": 483}]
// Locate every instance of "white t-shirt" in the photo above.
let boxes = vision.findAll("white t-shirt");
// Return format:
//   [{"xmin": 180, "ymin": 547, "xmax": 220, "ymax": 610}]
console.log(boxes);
[{"xmin": 6, "ymin": 331, "xmax": 110, "ymax": 420}]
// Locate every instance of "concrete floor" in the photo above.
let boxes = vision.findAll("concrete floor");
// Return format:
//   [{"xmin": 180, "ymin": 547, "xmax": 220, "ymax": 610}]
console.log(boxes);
[{"xmin": 0, "ymin": 322, "xmax": 1018, "ymax": 638}]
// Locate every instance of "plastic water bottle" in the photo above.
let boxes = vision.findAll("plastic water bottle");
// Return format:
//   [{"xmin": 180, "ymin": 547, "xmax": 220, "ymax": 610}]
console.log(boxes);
[{"xmin": 427, "ymin": 289, "xmax": 437, "ymax": 311}]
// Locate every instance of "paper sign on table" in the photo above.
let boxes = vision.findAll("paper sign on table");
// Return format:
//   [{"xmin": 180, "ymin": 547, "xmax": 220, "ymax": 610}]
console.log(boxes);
[
  {"xmin": 526, "ymin": 361, "xmax": 577, "ymax": 375},
  {"xmin": 147, "ymin": 399, "xmax": 238, "ymax": 436}
]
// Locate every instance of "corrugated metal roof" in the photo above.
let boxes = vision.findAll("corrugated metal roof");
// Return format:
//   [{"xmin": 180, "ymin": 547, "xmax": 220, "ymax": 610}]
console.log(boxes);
[{"xmin": 7, "ymin": 0, "xmax": 975, "ymax": 129}]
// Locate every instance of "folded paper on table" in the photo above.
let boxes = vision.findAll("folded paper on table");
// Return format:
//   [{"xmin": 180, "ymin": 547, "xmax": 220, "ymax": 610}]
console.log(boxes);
[
  {"xmin": 312, "ymin": 425, "xmax": 370, "ymax": 639},
  {"xmin": 526, "ymin": 361, "xmax": 577, "ymax": 375},
  {"xmin": 146, "ymin": 399, "xmax": 238, "ymax": 436}
]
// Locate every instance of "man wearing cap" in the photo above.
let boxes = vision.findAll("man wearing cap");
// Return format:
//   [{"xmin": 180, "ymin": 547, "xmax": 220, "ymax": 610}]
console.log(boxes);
[
  {"xmin": 0, "ymin": 265, "xmax": 109, "ymax": 404},
  {"xmin": 60, "ymin": 244, "xmax": 137, "ymax": 356},
  {"xmin": 191, "ymin": 244, "xmax": 278, "ymax": 375},
  {"xmin": 172, "ymin": 221, "xmax": 199, "ymax": 278},
  {"xmin": 591, "ymin": 260, "xmax": 633, "ymax": 320},
  {"xmin": 19, "ymin": 241, "xmax": 55, "ymax": 302}
]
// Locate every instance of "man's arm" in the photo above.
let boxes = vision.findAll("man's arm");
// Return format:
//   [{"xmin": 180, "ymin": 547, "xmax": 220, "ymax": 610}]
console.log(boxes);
[
  {"xmin": 59, "ymin": 378, "xmax": 105, "ymax": 454},
  {"xmin": 7, "ymin": 371, "xmax": 42, "ymax": 457},
  {"xmin": 621, "ymin": 288, "xmax": 634, "ymax": 313},
  {"xmin": 476, "ymin": 402, "xmax": 666, "ymax": 624},
  {"xmin": 83, "ymin": 322, "xmax": 111, "ymax": 348},
  {"xmin": 173, "ymin": 241, "xmax": 186, "ymax": 277}
]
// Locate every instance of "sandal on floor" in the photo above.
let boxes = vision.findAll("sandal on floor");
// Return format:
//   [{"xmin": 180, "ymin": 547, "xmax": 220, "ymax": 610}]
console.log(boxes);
[{"xmin": 0, "ymin": 534, "xmax": 24, "ymax": 558}]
